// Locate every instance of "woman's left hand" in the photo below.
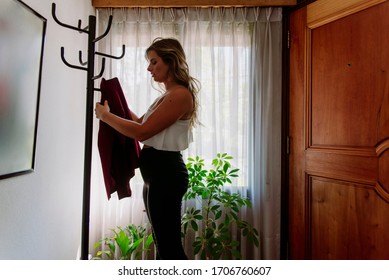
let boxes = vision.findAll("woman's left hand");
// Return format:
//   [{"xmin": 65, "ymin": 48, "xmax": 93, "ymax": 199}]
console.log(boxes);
[{"xmin": 95, "ymin": 100, "xmax": 110, "ymax": 121}]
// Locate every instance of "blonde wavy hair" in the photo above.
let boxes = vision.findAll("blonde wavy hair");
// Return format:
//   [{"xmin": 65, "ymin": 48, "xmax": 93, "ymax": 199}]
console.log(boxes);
[{"xmin": 146, "ymin": 37, "xmax": 200, "ymax": 128}]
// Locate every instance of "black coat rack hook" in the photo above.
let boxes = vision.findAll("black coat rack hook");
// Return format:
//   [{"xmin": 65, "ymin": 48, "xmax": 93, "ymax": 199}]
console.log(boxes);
[
  {"xmin": 92, "ymin": 58, "xmax": 106, "ymax": 80},
  {"xmin": 95, "ymin": 45, "xmax": 126, "ymax": 60},
  {"xmin": 78, "ymin": 20, "xmax": 89, "ymax": 33},
  {"xmin": 61, "ymin": 47, "xmax": 87, "ymax": 71},
  {"xmin": 52, "ymin": 3, "xmax": 88, "ymax": 34},
  {"xmin": 79, "ymin": 50, "xmax": 87, "ymax": 66},
  {"xmin": 93, "ymin": 15, "xmax": 113, "ymax": 43}
]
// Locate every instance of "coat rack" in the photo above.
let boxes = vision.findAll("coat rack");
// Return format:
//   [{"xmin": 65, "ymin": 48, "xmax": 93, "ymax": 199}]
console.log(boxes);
[{"xmin": 51, "ymin": 3, "xmax": 125, "ymax": 260}]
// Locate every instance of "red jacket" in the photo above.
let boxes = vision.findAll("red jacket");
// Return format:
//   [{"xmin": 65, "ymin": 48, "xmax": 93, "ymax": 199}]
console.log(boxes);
[{"xmin": 98, "ymin": 78, "xmax": 141, "ymax": 200}]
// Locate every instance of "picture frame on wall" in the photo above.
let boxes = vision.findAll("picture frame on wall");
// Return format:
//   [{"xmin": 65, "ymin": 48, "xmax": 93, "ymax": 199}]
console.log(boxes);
[{"xmin": 0, "ymin": 0, "xmax": 46, "ymax": 179}]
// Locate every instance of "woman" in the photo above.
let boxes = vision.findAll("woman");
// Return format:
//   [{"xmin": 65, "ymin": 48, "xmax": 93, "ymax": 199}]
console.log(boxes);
[{"xmin": 95, "ymin": 38, "xmax": 200, "ymax": 260}]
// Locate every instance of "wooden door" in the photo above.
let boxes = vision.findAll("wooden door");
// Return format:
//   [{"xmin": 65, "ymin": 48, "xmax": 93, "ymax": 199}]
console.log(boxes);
[{"xmin": 288, "ymin": 0, "xmax": 389, "ymax": 259}]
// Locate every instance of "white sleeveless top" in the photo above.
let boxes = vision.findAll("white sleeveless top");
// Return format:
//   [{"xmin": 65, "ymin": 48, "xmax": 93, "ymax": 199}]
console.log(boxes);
[{"xmin": 141, "ymin": 96, "xmax": 193, "ymax": 151}]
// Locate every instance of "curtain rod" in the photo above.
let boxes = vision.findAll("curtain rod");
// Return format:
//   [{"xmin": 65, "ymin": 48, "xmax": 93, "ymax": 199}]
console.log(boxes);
[{"xmin": 92, "ymin": 0, "xmax": 297, "ymax": 8}]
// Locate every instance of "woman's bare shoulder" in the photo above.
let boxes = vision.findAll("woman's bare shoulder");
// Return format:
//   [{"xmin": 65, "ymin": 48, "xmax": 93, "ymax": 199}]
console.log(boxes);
[{"xmin": 165, "ymin": 85, "xmax": 192, "ymax": 101}]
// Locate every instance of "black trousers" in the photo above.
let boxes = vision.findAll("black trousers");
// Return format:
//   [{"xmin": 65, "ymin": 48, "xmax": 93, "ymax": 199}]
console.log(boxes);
[{"xmin": 139, "ymin": 147, "xmax": 188, "ymax": 260}]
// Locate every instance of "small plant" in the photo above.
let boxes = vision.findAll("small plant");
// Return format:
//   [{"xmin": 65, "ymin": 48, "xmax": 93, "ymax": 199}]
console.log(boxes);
[
  {"xmin": 182, "ymin": 153, "xmax": 259, "ymax": 260},
  {"xmin": 93, "ymin": 224, "xmax": 153, "ymax": 260}
]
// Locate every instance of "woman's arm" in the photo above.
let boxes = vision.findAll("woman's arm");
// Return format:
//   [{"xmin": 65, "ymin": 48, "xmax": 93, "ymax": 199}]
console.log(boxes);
[
  {"xmin": 95, "ymin": 88, "xmax": 193, "ymax": 141},
  {"xmin": 130, "ymin": 110, "xmax": 143, "ymax": 123},
  {"xmin": 97, "ymin": 106, "xmax": 144, "ymax": 139}
]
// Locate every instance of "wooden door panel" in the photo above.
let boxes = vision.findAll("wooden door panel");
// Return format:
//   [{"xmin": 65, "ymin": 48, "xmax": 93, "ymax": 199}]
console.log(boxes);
[
  {"xmin": 288, "ymin": 0, "xmax": 389, "ymax": 259},
  {"xmin": 310, "ymin": 3, "xmax": 389, "ymax": 148},
  {"xmin": 310, "ymin": 177, "xmax": 389, "ymax": 259},
  {"xmin": 305, "ymin": 150, "xmax": 377, "ymax": 185}
]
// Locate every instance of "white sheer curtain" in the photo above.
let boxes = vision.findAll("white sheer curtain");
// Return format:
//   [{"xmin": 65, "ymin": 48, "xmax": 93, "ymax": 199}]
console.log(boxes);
[{"xmin": 90, "ymin": 7, "xmax": 282, "ymax": 260}]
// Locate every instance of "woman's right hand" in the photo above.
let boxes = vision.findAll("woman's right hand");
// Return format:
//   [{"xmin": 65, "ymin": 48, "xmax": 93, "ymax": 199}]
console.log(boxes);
[{"xmin": 95, "ymin": 100, "xmax": 110, "ymax": 121}]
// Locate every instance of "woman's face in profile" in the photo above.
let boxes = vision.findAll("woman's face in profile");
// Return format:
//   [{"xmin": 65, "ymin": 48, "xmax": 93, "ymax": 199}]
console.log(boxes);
[{"xmin": 147, "ymin": 50, "xmax": 170, "ymax": 83}]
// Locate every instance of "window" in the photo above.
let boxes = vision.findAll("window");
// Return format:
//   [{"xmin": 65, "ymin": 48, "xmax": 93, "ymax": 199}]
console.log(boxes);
[{"xmin": 92, "ymin": 7, "xmax": 283, "ymax": 259}]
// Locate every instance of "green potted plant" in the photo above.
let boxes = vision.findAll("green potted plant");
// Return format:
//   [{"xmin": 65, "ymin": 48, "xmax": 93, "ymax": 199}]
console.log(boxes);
[
  {"xmin": 182, "ymin": 153, "xmax": 259, "ymax": 260},
  {"xmin": 93, "ymin": 223, "xmax": 153, "ymax": 260}
]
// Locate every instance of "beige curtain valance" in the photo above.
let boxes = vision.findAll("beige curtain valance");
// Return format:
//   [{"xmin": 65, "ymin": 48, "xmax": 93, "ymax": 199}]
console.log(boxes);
[{"xmin": 92, "ymin": 0, "xmax": 297, "ymax": 8}]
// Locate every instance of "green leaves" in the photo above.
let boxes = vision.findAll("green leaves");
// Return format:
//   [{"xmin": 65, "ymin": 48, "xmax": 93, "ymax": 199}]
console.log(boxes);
[
  {"xmin": 181, "ymin": 208, "xmax": 203, "ymax": 235},
  {"xmin": 92, "ymin": 224, "xmax": 154, "ymax": 260},
  {"xmin": 182, "ymin": 153, "xmax": 259, "ymax": 260},
  {"xmin": 94, "ymin": 153, "xmax": 260, "ymax": 261}
]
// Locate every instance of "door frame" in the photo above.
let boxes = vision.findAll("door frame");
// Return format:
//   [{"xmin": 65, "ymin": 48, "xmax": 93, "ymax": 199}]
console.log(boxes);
[{"xmin": 281, "ymin": 0, "xmax": 317, "ymax": 260}]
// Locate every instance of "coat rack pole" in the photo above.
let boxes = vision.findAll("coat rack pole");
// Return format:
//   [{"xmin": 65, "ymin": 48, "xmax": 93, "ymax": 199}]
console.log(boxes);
[
  {"xmin": 80, "ymin": 15, "xmax": 96, "ymax": 260},
  {"xmin": 52, "ymin": 3, "xmax": 124, "ymax": 260}
]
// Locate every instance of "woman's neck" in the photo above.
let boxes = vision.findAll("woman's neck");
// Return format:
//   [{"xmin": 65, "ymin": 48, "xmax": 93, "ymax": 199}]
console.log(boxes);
[{"xmin": 164, "ymin": 80, "xmax": 180, "ymax": 91}]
